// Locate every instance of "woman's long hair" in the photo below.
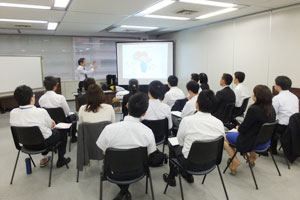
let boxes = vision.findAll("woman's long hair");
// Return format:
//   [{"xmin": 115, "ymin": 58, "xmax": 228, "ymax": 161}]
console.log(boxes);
[
  {"xmin": 128, "ymin": 79, "xmax": 139, "ymax": 95},
  {"xmin": 253, "ymin": 85, "xmax": 273, "ymax": 117},
  {"xmin": 85, "ymin": 84, "xmax": 105, "ymax": 113}
]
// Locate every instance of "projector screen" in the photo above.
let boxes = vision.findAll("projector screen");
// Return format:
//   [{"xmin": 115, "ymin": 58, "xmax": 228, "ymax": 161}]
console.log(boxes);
[
  {"xmin": 0, "ymin": 56, "xmax": 43, "ymax": 94},
  {"xmin": 116, "ymin": 41, "xmax": 174, "ymax": 85}
]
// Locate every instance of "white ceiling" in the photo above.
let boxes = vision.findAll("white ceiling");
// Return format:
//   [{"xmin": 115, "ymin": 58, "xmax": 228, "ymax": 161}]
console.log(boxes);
[{"xmin": 0, "ymin": 0, "xmax": 299, "ymax": 36}]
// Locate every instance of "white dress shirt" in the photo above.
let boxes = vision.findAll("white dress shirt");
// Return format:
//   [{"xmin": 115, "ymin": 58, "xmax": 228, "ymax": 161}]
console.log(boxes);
[
  {"xmin": 234, "ymin": 83, "xmax": 250, "ymax": 107},
  {"xmin": 272, "ymin": 90, "xmax": 299, "ymax": 125},
  {"xmin": 38, "ymin": 91, "xmax": 70, "ymax": 117},
  {"xmin": 143, "ymin": 99, "xmax": 173, "ymax": 129},
  {"xmin": 181, "ymin": 95, "xmax": 198, "ymax": 118},
  {"xmin": 163, "ymin": 87, "xmax": 185, "ymax": 108},
  {"xmin": 76, "ymin": 65, "xmax": 94, "ymax": 81},
  {"xmin": 177, "ymin": 111, "xmax": 224, "ymax": 158},
  {"xmin": 78, "ymin": 104, "xmax": 115, "ymax": 124},
  {"xmin": 96, "ymin": 116, "xmax": 156, "ymax": 155},
  {"xmin": 10, "ymin": 105, "xmax": 53, "ymax": 139}
]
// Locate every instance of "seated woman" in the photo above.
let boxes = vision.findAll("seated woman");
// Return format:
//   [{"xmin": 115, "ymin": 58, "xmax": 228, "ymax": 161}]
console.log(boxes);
[
  {"xmin": 224, "ymin": 85, "xmax": 275, "ymax": 175},
  {"xmin": 78, "ymin": 84, "xmax": 115, "ymax": 124},
  {"xmin": 122, "ymin": 79, "xmax": 139, "ymax": 118}
]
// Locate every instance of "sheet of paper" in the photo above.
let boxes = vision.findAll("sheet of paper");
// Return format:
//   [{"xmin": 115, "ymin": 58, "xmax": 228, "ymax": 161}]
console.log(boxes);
[
  {"xmin": 168, "ymin": 137, "xmax": 179, "ymax": 146},
  {"xmin": 227, "ymin": 128, "xmax": 238, "ymax": 133},
  {"xmin": 55, "ymin": 123, "xmax": 72, "ymax": 129},
  {"xmin": 171, "ymin": 111, "xmax": 182, "ymax": 118}
]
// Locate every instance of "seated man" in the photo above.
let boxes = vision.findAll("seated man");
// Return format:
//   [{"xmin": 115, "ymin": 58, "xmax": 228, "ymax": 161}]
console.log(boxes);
[
  {"xmin": 163, "ymin": 90, "xmax": 224, "ymax": 185},
  {"xmin": 10, "ymin": 85, "xmax": 71, "ymax": 168},
  {"xmin": 233, "ymin": 71, "xmax": 250, "ymax": 112},
  {"xmin": 271, "ymin": 76, "xmax": 299, "ymax": 154},
  {"xmin": 96, "ymin": 92, "xmax": 156, "ymax": 200},
  {"xmin": 143, "ymin": 80, "xmax": 173, "ymax": 130},
  {"xmin": 77, "ymin": 77, "xmax": 96, "ymax": 108},
  {"xmin": 212, "ymin": 73, "xmax": 236, "ymax": 122},
  {"xmin": 181, "ymin": 81, "xmax": 199, "ymax": 118},
  {"xmin": 39, "ymin": 76, "xmax": 77, "ymax": 143},
  {"xmin": 163, "ymin": 75, "xmax": 185, "ymax": 108}
]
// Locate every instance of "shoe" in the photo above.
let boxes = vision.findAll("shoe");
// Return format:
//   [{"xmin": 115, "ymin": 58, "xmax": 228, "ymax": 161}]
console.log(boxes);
[
  {"xmin": 40, "ymin": 156, "xmax": 51, "ymax": 168},
  {"xmin": 123, "ymin": 192, "xmax": 132, "ymax": 200},
  {"xmin": 229, "ymin": 168, "xmax": 237, "ymax": 176},
  {"xmin": 71, "ymin": 136, "xmax": 77, "ymax": 143},
  {"xmin": 113, "ymin": 191, "xmax": 125, "ymax": 200},
  {"xmin": 56, "ymin": 157, "xmax": 71, "ymax": 168},
  {"xmin": 180, "ymin": 171, "xmax": 194, "ymax": 183},
  {"xmin": 163, "ymin": 173, "xmax": 176, "ymax": 187}
]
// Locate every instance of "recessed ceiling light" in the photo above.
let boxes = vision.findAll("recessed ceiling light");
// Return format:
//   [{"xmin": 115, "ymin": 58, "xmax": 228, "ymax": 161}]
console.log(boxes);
[
  {"xmin": 136, "ymin": 0, "xmax": 175, "ymax": 16},
  {"xmin": 0, "ymin": 18, "xmax": 47, "ymax": 23},
  {"xmin": 0, "ymin": 2, "xmax": 51, "ymax": 9},
  {"xmin": 121, "ymin": 25, "xmax": 158, "ymax": 30},
  {"xmin": 145, "ymin": 15, "xmax": 190, "ymax": 20},
  {"xmin": 48, "ymin": 22, "xmax": 58, "ymax": 30},
  {"xmin": 54, "ymin": 0, "xmax": 70, "ymax": 8},
  {"xmin": 196, "ymin": 7, "xmax": 238, "ymax": 19},
  {"xmin": 179, "ymin": 0, "xmax": 237, "ymax": 8}
]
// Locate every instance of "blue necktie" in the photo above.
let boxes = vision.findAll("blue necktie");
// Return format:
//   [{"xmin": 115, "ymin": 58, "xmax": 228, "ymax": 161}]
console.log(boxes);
[{"xmin": 84, "ymin": 67, "xmax": 88, "ymax": 79}]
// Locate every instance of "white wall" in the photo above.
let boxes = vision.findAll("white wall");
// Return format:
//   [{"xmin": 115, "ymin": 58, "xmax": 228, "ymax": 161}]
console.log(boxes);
[{"xmin": 159, "ymin": 5, "xmax": 300, "ymax": 95}]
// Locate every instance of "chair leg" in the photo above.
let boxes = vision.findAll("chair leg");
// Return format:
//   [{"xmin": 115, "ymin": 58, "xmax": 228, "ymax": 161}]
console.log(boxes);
[
  {"xmin": 217, "ymin": 165, "xmax": 229, "ymax": 200},
  {"xmin": 148, "ymin": 171, "xmax": 155, "ymax": 200},
  {"xmin": 223, "ymin": 151, "xmax": 238, "ymax": 173},
  {"xmin": 48, "ymin": 151, "xmax": 54, "ymax": 187},
  {"xmin": 269, "ymin": 150, "xmax": 281, "ymax": 176},
  {"xmin": 69, "ymin": 136, "xmax": 72, "ymax": 152},
  {"xmin": 76, "ymin": 169, "xmax": 80, "ymax": 183},
  {"xmin": 178, "ymin": 172, "xmax": 184, "ymax": 200},
  {"xmin": 28, "ymin": 154, "xmax": 36, "ymax": 168},
  {"xmin": 282, "ymin": 149, "xmax": 291, "ymax": 169},
  {"xmin": 202, "ymin": 174, "xmax": 207, "ymax": 184},
  {"xmin": 163, "ymin": 180, "xmax": 169, "ymax": 194},
  {"xmin": 245, "ymin": 154, "xmax": 258, "ymax": 190},
  {"xmin": 163, "ymin": 143, "xmax": 165, "ymax": 153},
  {"xmin": 145, "ymin": 175, "xmax": 148, "ymax": 194},
  {"xmin": 100, "ymin": 176, "xmax": 103, "ymax": 200},
  {"xmin": 10, "ymin": 150, "xmax": 20, "ymax": 185}
]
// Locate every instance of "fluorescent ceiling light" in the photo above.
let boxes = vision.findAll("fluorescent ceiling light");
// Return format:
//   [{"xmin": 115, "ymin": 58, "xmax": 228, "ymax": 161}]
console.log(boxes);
[
  {"xmin": 137, "ymin": 0, "xmax": 175, "ymax": 16},
  {"xmin": 121, "ymin": 25, "xmax": 158, "ymax": 30},
  {"xmin": 0, "ymin": 18, "xmax": 47, "ymax": 23},
  {"xmin": 180, "ymin": 0, "xmax": 237, "ymax": 7},
  {"xmin": 0, "ymin": 2, "xmax": 51, "ymax": 9},
  {"xmin": 145, "ymin": 15, "xmax": 190, "ymax": 20},
  {"xmin": 54, "ymin": 0, "xmax": 70, "ymax": 8},
  {"xmin": 48, "ymin": 22, "xmax": 58, "ymax": 30},
  {"xmin": 196, "ymin": 7, "xmax": 238, "ymax": 19}
]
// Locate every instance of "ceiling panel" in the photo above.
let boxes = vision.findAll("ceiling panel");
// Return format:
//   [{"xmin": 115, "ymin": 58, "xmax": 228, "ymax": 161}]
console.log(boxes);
[
  {"xmin": 221, "ymin": 0, "xmax": 300, "ymax": 8},
  {"xmin": 63, "ymin": 11, "xmax": 128, "ymax": 24},
  {"xmin": 20, "ymin": 29, "xmax": 56, "ymax": 35},
  {"xmin": 0, "ymin": 21, "xmax": 47, "ymax": 29},
  {"xmin": 0, "ymin": 0, "xmax": 53, "ymax": 7},
  {"xmin": 69, "ymin": 0, "xmax": 160, "ymax": 15},
  {"xmin": 56, "ymin": 22, "xmax": 108, "ymax": 33}
]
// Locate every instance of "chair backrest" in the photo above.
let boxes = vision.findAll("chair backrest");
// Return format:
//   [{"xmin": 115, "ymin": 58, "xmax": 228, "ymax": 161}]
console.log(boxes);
[
  {"xmin": 44, "ymin": 107, "xmax": 67, "ymax": 124},
  {"xmin": 106, "ymin": 74, "xmax": 117, "ymax": 86},
  {"xmin": 103, "ymin": 147, "xmax": 148, "ymax": 181},
  {"xmin": 11, "ymin": 126, "xmax": 47, "ymax": 150},
  {"xmin": 142, "ymin": 118, "xmax": 168, "ymax": 144},
  {"xmin": 220, "ymin": 103, "xmax": 235, "ymax": 123},
  {"xmin": 253, "ymin": 121, "xmax": 278, "ymax": 147},
  {"xmin": 186, "ymin": 136, "xmax": 224, "ymax": 172},
  {"xmin": 171, "ymin": 98, "xmax": 188, "ymax": 111},
  {"xmin": 234, "ymin": 97, "xmax": 250, "ymax": 117}
]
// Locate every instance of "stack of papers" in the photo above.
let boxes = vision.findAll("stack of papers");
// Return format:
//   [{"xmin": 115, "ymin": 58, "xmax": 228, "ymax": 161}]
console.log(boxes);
[
  {"xmin": 168, "ymin": 137, "xmax": 179, "ymax": 146},
  {"xmin": 171, "ymin": 111, "xmax": 182, "ymax": 118},
  {"xmin": 55, "ymin": 123, "xmax": 72, "ymax": 129},
  {"xmin": 227, "ymin": 128, "xmax": 238, "ymax": 133}
]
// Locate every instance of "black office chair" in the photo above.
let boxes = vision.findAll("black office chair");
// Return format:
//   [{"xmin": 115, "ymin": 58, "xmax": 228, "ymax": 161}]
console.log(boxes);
[
  {"xmin": 164, "ymin": 136, "xmax": 229, "ymax": 200},
  {"xmin": 44, "ymin": 107, "xmax": 73, "ymax": 152},
  {"xmin": 106, "ymin": 74, "xmax": 117, "ymax": 87},
  {"xmin": 223, "ymin": 122, "xmax": 281, "ymax": 190},
  {"xmin": 171, "ymin": 98, "xmax": 188, "ymax": 112},
  {"xmin": 221, "ymin": 103, "xmax": 235, "ymax": 124},
  {"xmin": 10, "ymin": 126, "xmax": 68, "ymax": 187},
  {"xmin": 76, "ymin": 121, "xmax": 111, "ymax": 182},
  {"xmin": 142, "ymin": 118, "xmax": 169, "ymax": 153},
  {"xmin": 100, "ymin": 147, "xmax": 154, "ymax": 200},
  {"xmin": 232, "ymin": 97, "xmax": 250, "ymax": 119}
]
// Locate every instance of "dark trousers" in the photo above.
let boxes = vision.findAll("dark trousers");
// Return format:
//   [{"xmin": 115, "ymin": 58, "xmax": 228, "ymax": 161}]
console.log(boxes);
[
  {"xmin": 67, "ymin": 114, "xmax": 77, "ymax": 138},
  {"xmin": 168, "ymin": 145, "xmax": 188, "ymax": 178},
  {"xmin": 271, "ymin": 124, "xmax": 287, "ymax": 152},
  {"xmin": 78, "ymin": 81, "xmax": 84, "ymax": 93},
  {"xmin": 43, "ymin": 129, "xmax": 68, "ymax": 160},
  {"xmin": 117, "ymin": 184, "xmax": 130, "ymax": 193}
]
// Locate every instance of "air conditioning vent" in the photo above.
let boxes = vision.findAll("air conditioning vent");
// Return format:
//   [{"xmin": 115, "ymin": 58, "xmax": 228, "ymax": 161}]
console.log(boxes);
[
  {"xmin": 176, "ymin": 9, "xmax": 198, "ymax": 15},
  {"xmin": 14, "ymin": 24, "xmax": 32, "ymax": 28}
]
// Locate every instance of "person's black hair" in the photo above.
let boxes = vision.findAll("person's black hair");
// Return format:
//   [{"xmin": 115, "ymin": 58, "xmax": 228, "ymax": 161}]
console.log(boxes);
[
  {"xmin": 128, "ymin": 92, "xmax": 149, "ymax": 118},
  {"xmin": 14, "ymin": 85, "xmax": 33, "ymax": 106},
  {"xmin": 199, "ymin": 73, "xmax": 208, "ymax": 84},
  {"xmin": 168, "ymin": 75, "xmax": 178, "ymax": 87},
  {"xmin": 129, "ymin": 79, "xmax": 139, "ymax": 94},
  {"xmin": 83, "ymin": 78, "xmax": 96, "ymax": 91},
  {"xmin": 186, "ymin": 80, "xmax": 199, "ymax": 94},
  {"xmin": 253, "ymin": 85, "xmax": 273, "ymax": 117},
  {"xmin": 44, "ymin": 76, "xmax": 57, "ymax": 91},
  {"xmin": 275, "ymin": 76, "xmax": 292, "ymax": 90},
  {"xmin": 197, "ymin": 90, "xmax": 216, "ymax": 113},
  {"xmin": 191, "ymin": 73, "xmax": 200, "ymax": 82},
  {"xmin": 222, "ymin": 73, "xmax": 233, "ymax": 85},
  {"xmin": 78, "ymin": 58, "xmax": 85, "ymax": 65},
  {"xmin": 148, "ymin": 80, "xmax": 164, "ymax": 99},
  {"xmin": 234, "ymin": 71, "xmax": 245, "ymax": 83}
]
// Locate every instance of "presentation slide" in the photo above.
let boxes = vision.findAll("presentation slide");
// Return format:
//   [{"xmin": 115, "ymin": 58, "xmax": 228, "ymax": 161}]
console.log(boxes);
[{"xmin": 117, "ymin": 41, "xmax": 174, "ymax": 85}]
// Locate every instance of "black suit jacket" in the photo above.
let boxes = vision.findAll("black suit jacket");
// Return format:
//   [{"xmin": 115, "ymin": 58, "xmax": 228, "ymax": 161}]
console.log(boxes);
[
  {"xmin": 212, "ymin": 86, "xmax": 236, "ymax": 121},
  {"xmin": 77, "ymin": 94, "xmax": 86, "ymax": 109}
]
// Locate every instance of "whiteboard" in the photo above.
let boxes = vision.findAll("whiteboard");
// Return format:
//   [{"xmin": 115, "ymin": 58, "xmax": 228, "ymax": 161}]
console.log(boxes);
[{"xmin": 0, "ymin": 56, "xmax": 43, "ymax": 94}]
